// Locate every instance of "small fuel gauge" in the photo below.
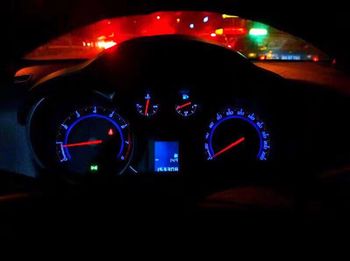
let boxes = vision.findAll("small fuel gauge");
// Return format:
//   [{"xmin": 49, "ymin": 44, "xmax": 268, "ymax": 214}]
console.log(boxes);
[{"xmin": 175, "ymin": 92, "xmax": 198, "ymax": 118}]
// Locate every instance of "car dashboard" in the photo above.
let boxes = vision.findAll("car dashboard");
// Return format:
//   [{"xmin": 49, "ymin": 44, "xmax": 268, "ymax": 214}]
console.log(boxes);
[
  {"xmin": 0, "ymin": 35, "xmax": 347, "ymax": 219},
  {"xmin": 15, "ymin": 35, "xmax": 346, "ymax": 183}
]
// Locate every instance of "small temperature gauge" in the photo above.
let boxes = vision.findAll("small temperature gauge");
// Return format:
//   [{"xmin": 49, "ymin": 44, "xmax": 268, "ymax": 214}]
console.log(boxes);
[
  {"xmin": 175, "ymin": 93, "xmax": 198, "ymax": 117},
  {"xmin": 136, "ymin": 93, "xmax": 159, "ymax": 118}
]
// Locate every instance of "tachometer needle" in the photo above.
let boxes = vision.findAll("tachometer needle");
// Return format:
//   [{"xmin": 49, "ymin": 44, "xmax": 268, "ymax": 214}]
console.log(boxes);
[
  {"xmin": 63, "ymin": 140, "xmax": 103, "ymax": 148},
  {"xmin": 213, "ymin": 137, "xmax": 246, "ymax": 159},
  {"xmin": 144, "ymin": 99, "xmax": 150, "ymax": 116},
  {"xmin": 176, "ymin": 102, "xmax": 192, "ymax": 110}
]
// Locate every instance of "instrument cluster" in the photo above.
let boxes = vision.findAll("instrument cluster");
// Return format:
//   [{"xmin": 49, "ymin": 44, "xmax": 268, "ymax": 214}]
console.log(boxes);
[{"xmin": 28, "ymin": 88, "xmax": 273, "ymax": 180}]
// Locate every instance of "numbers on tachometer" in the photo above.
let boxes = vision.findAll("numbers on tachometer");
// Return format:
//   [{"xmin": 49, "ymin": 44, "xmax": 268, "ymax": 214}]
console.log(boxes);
[
  {"xmin": 204, "ymin": 107, "xmax": 271, "ymax": 161},
  {"xmin": 55, "ymin": 106, "xmax": 132, "ymax": 175}
]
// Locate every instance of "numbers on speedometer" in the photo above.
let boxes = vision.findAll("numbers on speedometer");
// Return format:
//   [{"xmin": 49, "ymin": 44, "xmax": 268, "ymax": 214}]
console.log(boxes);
[{"xmin": 204, "ymin": 107, "xmax": 271, "ymax": 161}]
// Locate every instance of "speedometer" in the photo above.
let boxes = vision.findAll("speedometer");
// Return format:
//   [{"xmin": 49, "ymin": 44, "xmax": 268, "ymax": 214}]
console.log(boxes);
[
  {"xmin": 204, "ymin": 107, "xmax": 270, "ymax": 161},
  {"xmin": 55, "ymin": 106, "xmax": 132, "ymax": 175}
]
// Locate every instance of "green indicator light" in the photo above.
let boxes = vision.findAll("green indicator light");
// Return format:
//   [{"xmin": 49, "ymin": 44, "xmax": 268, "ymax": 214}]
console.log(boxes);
[
  {"xmin": 90, "ymin": 164, "xmax": 99, "ymax": 172},
  {"xmin": 249, "ymin": 28, "xmax": 268, "ymax": 36}
]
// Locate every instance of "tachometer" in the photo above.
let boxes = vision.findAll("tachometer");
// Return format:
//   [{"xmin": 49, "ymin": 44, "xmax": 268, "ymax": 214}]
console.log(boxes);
[
  {"xmin": 55, "ymin": 106, "xmax": 132, "ymax": 175},
  {"xmin": 204, "ymin": 107, "xmax": 270, "ymax": 161}
]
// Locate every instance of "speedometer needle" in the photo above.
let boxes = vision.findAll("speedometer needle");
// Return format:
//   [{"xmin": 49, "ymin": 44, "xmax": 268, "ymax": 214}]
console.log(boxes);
[
  {"xmin": 63, "ymin": 140, "xmax": 103, "ymax": 148},
  {"xmin": 213, "ymin": 137, "xmax": 246, "ymax": 159}
]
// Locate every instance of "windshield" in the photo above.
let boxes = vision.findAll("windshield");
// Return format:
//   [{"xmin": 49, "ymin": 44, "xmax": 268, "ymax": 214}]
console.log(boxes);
[{"xmin": 25, "ymin": 11, "xmax": 328, "ymax": 61}]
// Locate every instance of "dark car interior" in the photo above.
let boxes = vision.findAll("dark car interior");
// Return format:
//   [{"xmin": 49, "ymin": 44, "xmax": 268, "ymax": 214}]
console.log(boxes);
[{"xmin": 1, "ymin": 0, "xmax": 350, "ymax": 237}]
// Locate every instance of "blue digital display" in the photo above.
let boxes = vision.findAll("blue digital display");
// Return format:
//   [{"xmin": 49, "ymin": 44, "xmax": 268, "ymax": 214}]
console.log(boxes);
[{"xmin": 154, "ymin": 141, "xmax": 179, "ymax": 172}]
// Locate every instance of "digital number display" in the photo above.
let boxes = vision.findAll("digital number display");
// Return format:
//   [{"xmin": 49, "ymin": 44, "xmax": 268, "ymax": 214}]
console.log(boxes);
[{"xmin": 154, "ymin": 141, "xmax": 179, "ymax": 172}]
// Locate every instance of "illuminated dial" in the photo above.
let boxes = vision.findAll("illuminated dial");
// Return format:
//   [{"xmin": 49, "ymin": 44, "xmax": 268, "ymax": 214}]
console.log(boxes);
[
  {"xmin": 205, "ymin": 107, "xmax": 270, "ymax": 161},
  {"xmin": 136, "ymin": 92, "xmax": 159, "ymax": 117},
  {"xmin": 55, "ymin": 106, "xmax": 132, "ymax": 175},
  {"xmin": 175, "ymin": 92, "xmax": 198, "ymax": 117}
]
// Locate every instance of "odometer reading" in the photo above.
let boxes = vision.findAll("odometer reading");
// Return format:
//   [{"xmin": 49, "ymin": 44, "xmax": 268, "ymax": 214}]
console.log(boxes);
[{"xmin": 204, "ymin": 108, "xmax": 270, "ymax": 161}]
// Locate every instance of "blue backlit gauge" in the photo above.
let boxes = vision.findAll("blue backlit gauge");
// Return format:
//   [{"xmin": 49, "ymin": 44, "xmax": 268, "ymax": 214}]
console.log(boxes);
[
  {"xmin": 136, "ymin": 92, "xmax": 159, "ymax": 118},
  {"xmin": 175, "ymin": 92, "xmax": 198, "ymax": 117},
  {"xmin": 55, "ymin": 106, "xmax": 132, "ymax": 175},
  {"xmin": 204, "ymin": 108, "xmax": 271, "ymax": 161}
]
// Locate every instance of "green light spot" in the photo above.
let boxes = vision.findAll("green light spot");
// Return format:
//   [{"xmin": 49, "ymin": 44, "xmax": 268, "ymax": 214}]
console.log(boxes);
[
  {"xmin": 249, "ymin": 28, "xmax": 268, "ymax": 36},
  {"xmin": 90, "ymin": 164, "xmax": 99, "ymax": 172}
]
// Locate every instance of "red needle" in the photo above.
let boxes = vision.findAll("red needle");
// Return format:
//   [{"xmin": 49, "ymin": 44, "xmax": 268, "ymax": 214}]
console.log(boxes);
[
  {"xmin": 212, "ymin": 137, "xmax": 246, "ymax": 159},
  {"xmin": 63, "ymin": 140, "xmax": 103, "ymax": 148},
  {"xmin": 144, "ymin": 99, "xmax": 150, "ymax": 116},
  {"xmin": 176, "ymin": 102, "xmax": 192, "ymax": 110}
]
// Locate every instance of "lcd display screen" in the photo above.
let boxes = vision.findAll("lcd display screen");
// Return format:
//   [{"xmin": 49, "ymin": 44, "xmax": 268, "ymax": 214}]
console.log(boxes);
[{"xmin": 154, "ymin": 141, "xmax": 179, "ymax": 172}]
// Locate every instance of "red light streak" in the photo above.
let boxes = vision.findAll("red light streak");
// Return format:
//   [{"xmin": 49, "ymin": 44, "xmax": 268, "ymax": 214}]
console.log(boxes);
[{"xmin": 223, "ymin": 27, "xmax": 247, "ymax": 35}]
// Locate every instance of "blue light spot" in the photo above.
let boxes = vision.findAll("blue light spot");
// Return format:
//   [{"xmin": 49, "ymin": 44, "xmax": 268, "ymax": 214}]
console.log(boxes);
[{"xmin": 182, "ymin": 94, "xmax": 189, "ymax": 100}]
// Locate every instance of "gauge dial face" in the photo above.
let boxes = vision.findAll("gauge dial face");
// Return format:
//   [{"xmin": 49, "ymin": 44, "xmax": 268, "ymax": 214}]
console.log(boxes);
[
  {"xmin": 205, "ymin": 108, "xmax": 270, "ymax": 161},
  {"xmin": 136, "ymin": 92, "xmax": 159, "ymax": 117},
  {"xmin": 175, "ymin": 93, "xmax": 198, "ymax": 117},
  {"xmin": 56, "ymin": 106, "xmax": 132, "ymax": 175}
]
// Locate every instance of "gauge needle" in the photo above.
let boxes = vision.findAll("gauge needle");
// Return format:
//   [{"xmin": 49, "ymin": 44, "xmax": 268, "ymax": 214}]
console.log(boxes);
[
  {"xmin": 176, "ymin": 102, "xmax": 192, "ymax": 110},
  {"xmin": 213, "ymin": 137, "xmax": 246, "ymax": 159},
  {"xmin": 63, "ymin": 140, "xmax": 103, "ymax": 148},
  {"xmin": 144, "ymin": 99, "xmax": 150, "ymax": 116}
]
